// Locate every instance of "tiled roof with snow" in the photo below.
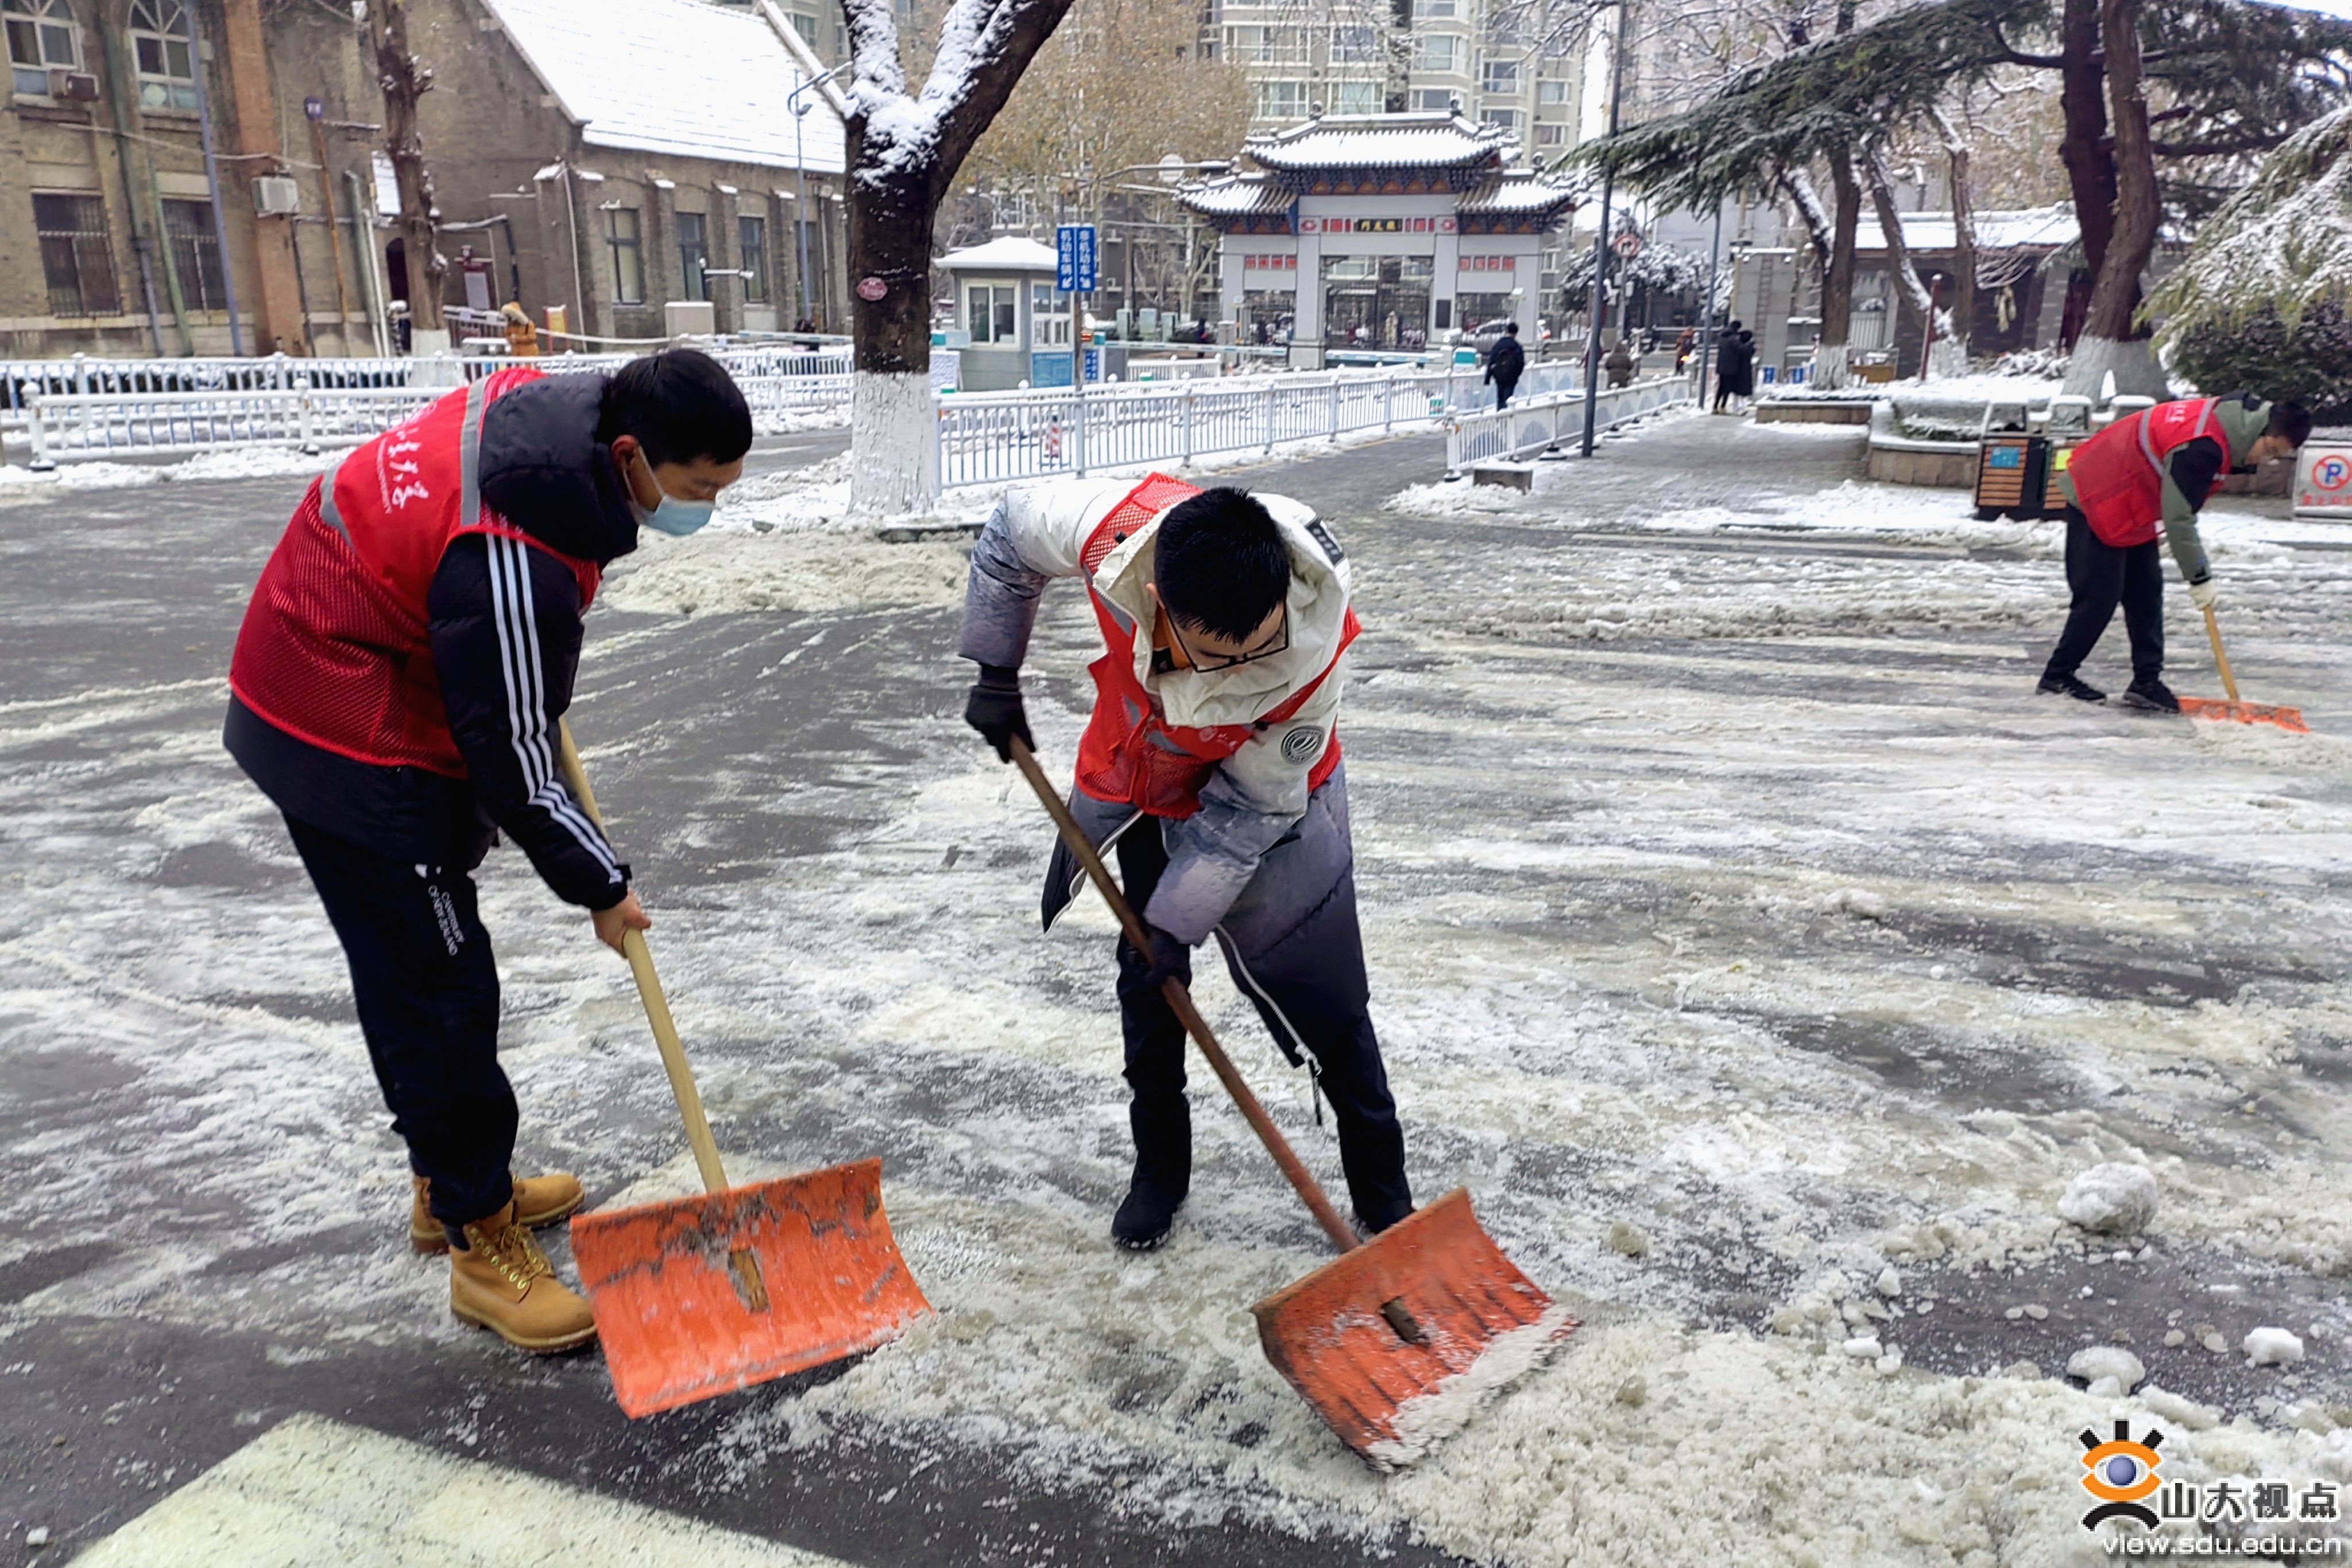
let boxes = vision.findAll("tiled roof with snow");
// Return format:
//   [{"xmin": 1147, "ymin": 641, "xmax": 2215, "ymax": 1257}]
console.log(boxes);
[
  {"xmin": 1457, "ymin": 172, "xmax": 1581, "ymax": 216},
  {"xmin": 937, "ymin": 237, "xmax": 1062, "ymax": 272},
  {"xmin": 1175, "ymin": 176, "xmax": 1295, "ymax": 218},
  {"xmin": 483, "ymin": 0, "xmax": 846, "ymax": 175},
  {"xmin": 1244, "ymin": 112, "xmax": 1513, "ymax": 173}
]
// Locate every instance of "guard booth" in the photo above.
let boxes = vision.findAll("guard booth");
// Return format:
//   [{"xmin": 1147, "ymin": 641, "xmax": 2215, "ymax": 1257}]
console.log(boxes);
[{"xmin": 937, "ymin": 238, "xmax": 1071, "ymax": 392}]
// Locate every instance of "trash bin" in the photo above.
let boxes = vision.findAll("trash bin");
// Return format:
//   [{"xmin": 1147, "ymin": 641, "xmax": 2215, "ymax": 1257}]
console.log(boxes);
[{"xmin": 1974, "ymin": 434, "xmax": 2047, "ymax": 521}]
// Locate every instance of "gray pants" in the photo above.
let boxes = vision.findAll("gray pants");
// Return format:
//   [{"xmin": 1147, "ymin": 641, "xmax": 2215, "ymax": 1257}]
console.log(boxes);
[{"xmin": 1044, "ymin": 766, "xmax": 1412, "ymax": 1228}]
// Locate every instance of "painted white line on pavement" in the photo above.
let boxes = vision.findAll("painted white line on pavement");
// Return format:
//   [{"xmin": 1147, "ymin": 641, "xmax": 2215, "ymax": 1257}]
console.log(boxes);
[{"xmin": 72, "ymin": 1412, "xmax": 853, "ymax": 1567}]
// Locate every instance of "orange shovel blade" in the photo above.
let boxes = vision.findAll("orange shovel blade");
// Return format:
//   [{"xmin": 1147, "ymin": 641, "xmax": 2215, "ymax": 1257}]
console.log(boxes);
[
  {"xmin": 2179, "ymin": 696, "xmax": 2309, "ymax": 734},
  {"xmin": 569, "ymin": 1158, "xmax": 931, "ymax": 1418},
  {"xmin": 1251, "ymin": 1188, "xmax": 1575, "ymax": 1470}
]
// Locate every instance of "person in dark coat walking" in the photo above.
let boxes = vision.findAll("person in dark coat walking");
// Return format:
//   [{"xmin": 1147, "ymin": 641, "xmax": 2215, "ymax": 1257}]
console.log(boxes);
[
  {"xmin": 1484, "ymin": 321, "xmax": 1526, "ymax": 409},
  {"xmin": 1713, "ymin": 320, "xmax": 1753, "ymax": 413}
]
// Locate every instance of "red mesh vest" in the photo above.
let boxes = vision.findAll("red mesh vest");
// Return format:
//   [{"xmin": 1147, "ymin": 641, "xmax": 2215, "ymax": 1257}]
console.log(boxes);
[
  {"xmin": 1074, "ymin": 474, "xmax": 1357, "ymax": 818},
  {"xmin": 229, "ymin": 368, "xmax": 602, "ymax": 777},
  {"xmin": 2065, "ymin": 397, "xmax": 2225, "ymax": 548}
]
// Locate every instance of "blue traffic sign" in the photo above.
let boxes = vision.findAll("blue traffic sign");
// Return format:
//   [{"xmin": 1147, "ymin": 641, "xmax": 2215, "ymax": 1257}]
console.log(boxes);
[{"xmin": 1057, "ymin": 224, "xmax": 1098, "ymax": 293}]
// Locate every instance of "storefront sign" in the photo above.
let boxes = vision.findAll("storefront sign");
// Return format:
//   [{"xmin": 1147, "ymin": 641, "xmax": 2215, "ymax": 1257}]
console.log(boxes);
[{"xmin": 1242, "ymin": 254, "xmax": 1298, "ymax": 271}]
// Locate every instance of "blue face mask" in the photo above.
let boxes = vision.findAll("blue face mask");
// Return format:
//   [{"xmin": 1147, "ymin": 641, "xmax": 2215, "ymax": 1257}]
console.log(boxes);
[{"xmin": 626, "ymin": 448, "xmax": 718, "ymax": 536}]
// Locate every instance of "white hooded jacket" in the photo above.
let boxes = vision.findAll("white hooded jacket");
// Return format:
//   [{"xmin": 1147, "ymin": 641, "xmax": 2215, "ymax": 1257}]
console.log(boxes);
[{"xmin": 960, "ymin": 476, "xmax": 1356, "ymax": 942}]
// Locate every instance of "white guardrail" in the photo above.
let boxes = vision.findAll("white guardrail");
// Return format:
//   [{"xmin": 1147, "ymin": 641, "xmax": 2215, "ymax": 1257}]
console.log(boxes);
[
  {"xmin": 16, "ymin": 352, "xmax": 853, "ymax": 466},
  {"xmin": 1444, "ymin": 377, "xmax": 1692, "ymax": 474},
  {"xmin": 6, "ymin": 347, "xmax": 1674, "ymax": 477}
]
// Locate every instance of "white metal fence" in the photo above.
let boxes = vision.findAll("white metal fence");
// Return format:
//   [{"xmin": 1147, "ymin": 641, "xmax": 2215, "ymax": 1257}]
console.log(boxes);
[
  {"xmin": 1444, "ymin": 377, "xmax": 1693, "ymax": 473},
  {"xmin": 936, "ymin": 368, "xmax": 1481, "ymax": 490}
]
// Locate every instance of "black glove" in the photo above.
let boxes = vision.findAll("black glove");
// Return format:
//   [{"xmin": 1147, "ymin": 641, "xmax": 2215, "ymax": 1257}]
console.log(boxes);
[
  {"xmin": 1116, "ymin": 924, "xmax": 1188, "ymax": 1004},
  {"xmin": 963, "ymin": 663, "xmax": 1032, "ymax": 762}
]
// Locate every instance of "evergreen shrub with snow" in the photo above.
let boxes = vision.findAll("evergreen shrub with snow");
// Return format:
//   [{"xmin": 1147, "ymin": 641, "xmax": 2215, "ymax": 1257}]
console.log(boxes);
[{"xmin": 2153, "ymin": 106, "xmax": 2352, "ymax": 418}]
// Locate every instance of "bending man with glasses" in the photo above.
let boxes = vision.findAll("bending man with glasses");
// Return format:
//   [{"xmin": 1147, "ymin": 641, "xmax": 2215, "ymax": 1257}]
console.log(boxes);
[{"xmin": 959, "ymin": 477, "xmax": 1413, "ymax": 1251}]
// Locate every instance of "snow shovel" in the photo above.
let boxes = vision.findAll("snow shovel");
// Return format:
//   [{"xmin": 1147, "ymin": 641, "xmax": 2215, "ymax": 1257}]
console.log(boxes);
[
  {"xmin": 2180, "ymin": 605, "xmax": 2308, "ymax": 733},
  {"xmin": 1010, "ymin": 738, "xmax": 1575, "ymax": 1470},
  {"xmin": 555, "ymin": 722, "xmax": 931, "ymax": 1418}
]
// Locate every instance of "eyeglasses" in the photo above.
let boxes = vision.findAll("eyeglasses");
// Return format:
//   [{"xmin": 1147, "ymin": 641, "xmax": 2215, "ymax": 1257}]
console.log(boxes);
[{"xmin": 1166, "ymin": 603, "xmax": 1290, "ymax": 672}]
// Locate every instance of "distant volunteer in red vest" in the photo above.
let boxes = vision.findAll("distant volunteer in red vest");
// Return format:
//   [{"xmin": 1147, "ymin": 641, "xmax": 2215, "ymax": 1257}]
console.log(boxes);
[
  {"xmin": 2039, "ymin": 393, "xmax": 2308, "ymax": 710},
  {"xmin": 225, "ymin": 351, "xmax": 750, "ymax": 1353},
  {"xmin": 959, "ymin": 477, "xmax": 1411, "ymax": 1251}
]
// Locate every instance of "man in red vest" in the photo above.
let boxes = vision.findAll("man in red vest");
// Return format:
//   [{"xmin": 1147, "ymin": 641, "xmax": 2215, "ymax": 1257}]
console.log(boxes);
[
  {"xmin": 959, "ymin": 477, "xmax": 1411, "ymax": 1250},
  {"xmin": 2039, "ymin": 392, "xmax": 2308, "ymax": 710},
  {"xmin": 226, "ymin": 351, "xmax": 750, "ymax": 1351}
]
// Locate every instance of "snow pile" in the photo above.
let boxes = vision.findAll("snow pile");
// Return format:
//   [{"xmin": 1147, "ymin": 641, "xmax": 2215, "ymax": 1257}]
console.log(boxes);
[
  {"xmin": 2066, "ymin": 1345, "xmax": 2147, "ymax": 1393},
  {"xmin": 0, "ymin": 446, "xmax": 350, "ymax": 492},
  {"xmin": 2244, "ymin": 1327, "xmax": 2307, "ymax": 1367},
  {"xmin": 598, "ymin": 527, "xmax": 969, "ymax": 616},
  {"xmin": 2058, "ymin": 1164, "xmax": 2160, "ymax": 1235}
]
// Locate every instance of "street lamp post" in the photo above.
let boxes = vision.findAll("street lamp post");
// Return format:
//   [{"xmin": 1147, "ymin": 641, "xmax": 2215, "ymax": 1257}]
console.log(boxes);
[
  {"xmin": 1580, "ymin": 0, "xmax": 1634, "ymax": 458},
  {"xmin": 790, "ymin": 65, "xmax": 844, "ymax": 330}
]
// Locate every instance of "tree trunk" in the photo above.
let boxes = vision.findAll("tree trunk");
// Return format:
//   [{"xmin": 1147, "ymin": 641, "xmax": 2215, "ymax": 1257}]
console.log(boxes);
[
  {"xmin": 2056, "ymin": 0, "xmax": 2114, "ymax": 349},
  {"xmin": 836, "ymin": 0, "xmax": 1080, "ymax": 515},
  {"xmin": 2064, "ymin": 0, "xmax": 2165, "ymax": 398},
  {"xmin": 1932, "ymin": 107, "xmax": 1977, "ymax": 371},
  {"xmin": 846, "ymin": 156, "xmax": 941, "ymax": 515},
  {"xmin": 1817, "ymin": 146, "xmax": 1860, "ymax": 389},
  {"xmin": 1384, "ymin": 0, "xmax": 1413, "ymax": 113},
  {"xmin": 370, "ymin": 0, "xmax": 444, "ymax": 347},
  {"xmin": 1864, "ymin": 149, "xmax": 1953, "ymax": 381}
]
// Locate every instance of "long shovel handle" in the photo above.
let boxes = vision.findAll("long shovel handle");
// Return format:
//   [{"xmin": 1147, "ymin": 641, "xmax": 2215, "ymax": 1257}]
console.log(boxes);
[
  {"xmin": 2202, "ymin": 604, "xmax": 2242, "ymax": 704},
  {"xmin": 1009, "ymin": 738, "xmax": 1360, "ymax": 1255},
  {"xmin": 557, "ymin": 721, "xmax": 732, "ymax": 1198}
]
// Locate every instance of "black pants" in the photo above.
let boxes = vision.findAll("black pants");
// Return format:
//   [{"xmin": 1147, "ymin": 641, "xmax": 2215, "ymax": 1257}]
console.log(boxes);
[
  {"xmin": 2044, "ymin": 508, "xmax": 2164, "ymax": 684},
  {"xmin": 1492, "ymin": 377, "xmax": 1517, "ymax": 411},
  {"xmin": 287, "ymin": 816, "xmax": 516, "ymax": 1228},
  {"xmin": 1112, "ymin": 816, "xmax": 1412, "ymax": 1230}
]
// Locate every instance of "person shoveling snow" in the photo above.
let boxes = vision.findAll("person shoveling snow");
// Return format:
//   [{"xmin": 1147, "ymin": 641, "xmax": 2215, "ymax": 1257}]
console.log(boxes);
[
  {"xmin": 958, "ymin": 477, "xmax": 1411, "ymax": 1250},
  {"xmin": 959, "ymin": 476, "xmax": 1574, "ymax": 1469},
  {"xmin": 223, "ymin": 351, "xmax": 750, "ymax": 1353},
  {"xmin": 2037, "ymin": 392, "xmax": 2307, "ymax": 711}
]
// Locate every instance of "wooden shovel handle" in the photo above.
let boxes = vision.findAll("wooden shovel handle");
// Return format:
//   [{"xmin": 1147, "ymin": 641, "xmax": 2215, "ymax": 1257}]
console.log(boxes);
[
  {"xmin": 558, "ymin": 721, "xmax": 733, "ymax": 1199},
  {"xmin": 2202, "ymin": 605, "xmax": 2241, "ymax": 704},
  {"xmin": 1009, "ymin": 738, "xmax": 1360, "ymax": 1255}
]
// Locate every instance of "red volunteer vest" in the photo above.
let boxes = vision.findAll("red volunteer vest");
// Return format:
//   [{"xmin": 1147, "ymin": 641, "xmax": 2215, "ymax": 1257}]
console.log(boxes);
[
  {"xmin": 2066, "ymin": 397, "xmax": 2226, "ymax": 548},
  {"xmin": 228, "ymin": 367, "xmax": 602, "ymax": 777},
  {"xmin": 1074, "ymin": 474, "xmax": 1358, "ymax": 819}
]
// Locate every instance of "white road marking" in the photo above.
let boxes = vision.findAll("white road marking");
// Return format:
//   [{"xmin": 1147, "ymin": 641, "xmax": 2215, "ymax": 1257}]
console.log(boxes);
[{"xmin": 73, "ymin": 1412, "xmax": 853, "ymax": 1567}]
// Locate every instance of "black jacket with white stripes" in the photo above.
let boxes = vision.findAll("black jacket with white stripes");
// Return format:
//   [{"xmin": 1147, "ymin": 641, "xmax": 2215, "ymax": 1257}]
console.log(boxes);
[{"xmin": 226, "ymin": 372, "xmax": 635, "ymax": 909}]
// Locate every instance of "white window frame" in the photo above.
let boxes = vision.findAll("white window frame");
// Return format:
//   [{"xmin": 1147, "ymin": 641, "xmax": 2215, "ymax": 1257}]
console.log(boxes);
[
  {"xmin": 127, "ymin": 0, "xmax": 198, "ymax": 111},
  {"xmin": 4, "ymin": 0, "xmax": 79, "ymax": 97}
]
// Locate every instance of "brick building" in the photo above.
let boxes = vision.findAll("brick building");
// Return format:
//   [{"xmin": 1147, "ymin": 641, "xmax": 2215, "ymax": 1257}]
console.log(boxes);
[{"xmin": 1, "ymin": 0, "xmax": 848, "ymax": 360}]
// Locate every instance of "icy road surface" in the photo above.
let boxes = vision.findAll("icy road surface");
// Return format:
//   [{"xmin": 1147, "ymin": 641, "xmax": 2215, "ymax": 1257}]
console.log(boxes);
[{"xmin": 2, "ymin": 414, "xmax": 2347, "ymax": 1566}]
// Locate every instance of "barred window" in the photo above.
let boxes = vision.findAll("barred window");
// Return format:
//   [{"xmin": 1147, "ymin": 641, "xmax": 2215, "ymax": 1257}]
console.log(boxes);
[
  {"xmin": 160, "ymin": 198, "xmax": 226, "ymax": 311},
  {"xmin": 128, "ymin": 0, "xmax": 198, "ymax": 111},
  {"xmin": 33, "ymin": 192, "xmax": 119, "ymax": 318},
  {"xmin": 5, "ymin": 0, "xmax": 80, "ymax": 98}
]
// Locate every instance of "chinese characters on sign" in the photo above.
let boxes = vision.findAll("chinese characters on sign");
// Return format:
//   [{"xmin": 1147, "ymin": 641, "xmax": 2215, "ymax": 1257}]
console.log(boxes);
[{"xmin": 1055, "ymin": 225, "xmax": 1098, "ymax": 294}]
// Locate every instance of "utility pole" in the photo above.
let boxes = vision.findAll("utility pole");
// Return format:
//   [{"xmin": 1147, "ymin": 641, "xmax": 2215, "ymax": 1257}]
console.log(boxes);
[{"xmin": 1580, "ymin": 0, "xmax": 1633, "ymax": 458}]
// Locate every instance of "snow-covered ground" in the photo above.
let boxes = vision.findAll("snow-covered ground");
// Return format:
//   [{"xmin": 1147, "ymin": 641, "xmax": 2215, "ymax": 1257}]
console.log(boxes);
[{"xmin": 3, "ymin": 412, "xmax": 2348, "ymax": 1565}]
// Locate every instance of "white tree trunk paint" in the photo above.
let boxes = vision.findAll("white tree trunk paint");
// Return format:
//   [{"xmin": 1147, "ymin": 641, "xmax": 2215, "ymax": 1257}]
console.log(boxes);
[
  {"xmin": 2063, "ymin": 335, "xmax": 2165, "ymax": 401},
  {"xmin": 1813, "ymin": 342, "xmax": 1850, "ymax": 391},
  {"xmin": 1927, "ymin": 337, "xmax": 1969, "ymax": 380},
  {"xmin": 850, "ymin": 370, "xmax": 939, "ymax": 517}
]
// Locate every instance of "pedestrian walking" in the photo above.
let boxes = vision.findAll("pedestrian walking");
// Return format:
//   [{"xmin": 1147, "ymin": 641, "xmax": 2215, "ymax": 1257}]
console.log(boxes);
[
  {"xmin": 224, "ymin": 351, "xmax": 752, "ymax": 1353},
  {"xmin": 957, "ymin": 478, "xmax": 1414, "ymax": 1252},
  {"xmin": 1713, "ymin": 320, "xmax": 1753, "ymax": 413},
  {"xmin": 1673, "ymin": 326, "xmax": 1695, "ymax": 373},
  {"xmin": 1605, "ymin": 336, "xmax": 1636, "ymax": 389},
  {"xmin": 1485, "ymin": 321, "xmax": 1526, "ymax": 410},
  {"xmin": 2038, "ymin": 393, "xmax": 2310, "ymax": 710}
]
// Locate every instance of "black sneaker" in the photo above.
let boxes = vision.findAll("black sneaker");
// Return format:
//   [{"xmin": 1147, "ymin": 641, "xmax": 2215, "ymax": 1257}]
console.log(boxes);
[
  {"xmin": 1112, "ymin": 1180, "xmax": 1185, "ymax": 1251},
  {"xmin": 2037, "ymin": 673, "xmax": 2106, "ymax": 703},
  {"xmin": 2120, "ymin": 677, "xmax": 2181, "ymax": 713}
]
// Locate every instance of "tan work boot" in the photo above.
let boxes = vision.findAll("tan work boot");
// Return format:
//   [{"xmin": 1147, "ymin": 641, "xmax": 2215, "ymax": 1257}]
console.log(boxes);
[
  {"xmin": 411, "ymin": 1173, "xmax": 584, "ymax": 1255},
  {"xmin": 448, "ymin": 1202, "xmax": 598, "ymax": 1353}
]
